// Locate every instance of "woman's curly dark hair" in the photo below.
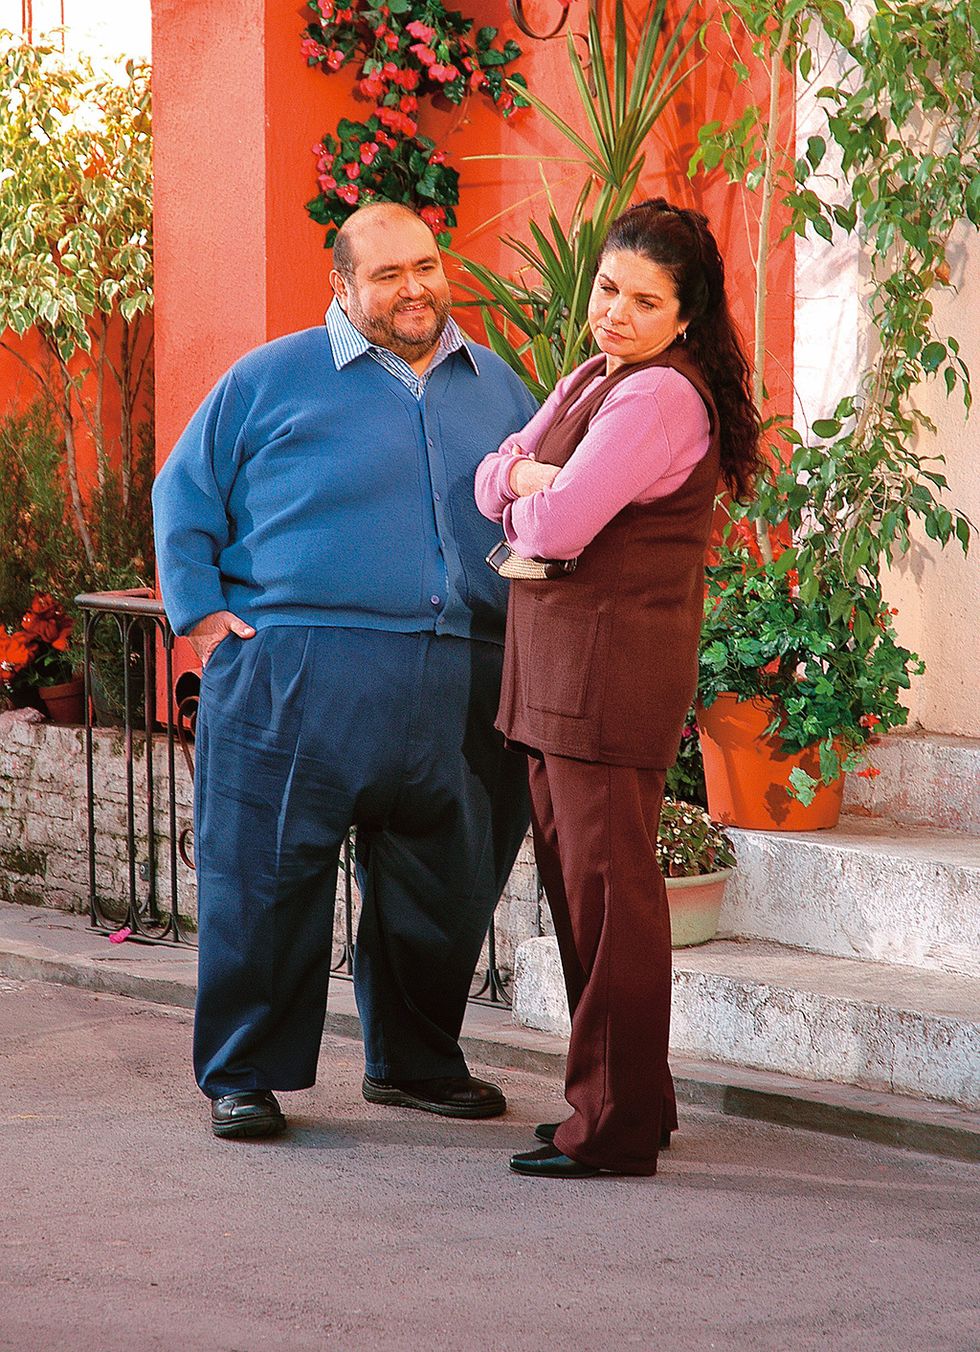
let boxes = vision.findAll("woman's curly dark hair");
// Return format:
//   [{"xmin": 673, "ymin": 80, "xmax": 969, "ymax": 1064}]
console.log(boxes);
[{"xmin": 600, "ymin": 198, "xmax": 763, "ymax": 502}]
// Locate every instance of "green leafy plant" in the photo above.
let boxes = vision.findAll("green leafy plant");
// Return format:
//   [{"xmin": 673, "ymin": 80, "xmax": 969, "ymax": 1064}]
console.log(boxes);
[
  {"xmin": 455, "ymin": 0, "xmax": 701, "ymax": 399},
  {"xmin": 658, "ymin": 799, "xmax": 736, "ymax": 878},
  {"xmin": 0, "ymin": 34, "xmax": 153, "ymax": 572},
  {"xmin": 699, "ymin": 545, "xmax": 920, "ymax": 802},
  {"xmin": 303, "ymin": 1, "xmax": 527, "ymax": 244},
  {"xmin": 688, "ymin": 0, "xmax": 976, "ymax": 798},
  {"xmin": 665, "ymin": 712, "xmax": 707, "ymax": 808}
]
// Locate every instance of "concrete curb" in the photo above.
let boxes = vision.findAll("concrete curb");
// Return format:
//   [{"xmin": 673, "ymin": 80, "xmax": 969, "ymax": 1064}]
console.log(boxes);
[{"xmin": 1, "ymin": 902, "xmax": 977, "ymax": 1165}]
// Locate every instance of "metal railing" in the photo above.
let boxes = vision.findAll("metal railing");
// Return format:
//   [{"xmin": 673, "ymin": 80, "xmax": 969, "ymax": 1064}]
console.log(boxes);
[{"xmin": 76, "ymin": 592, "xmax": 516, "ymax": 1003}]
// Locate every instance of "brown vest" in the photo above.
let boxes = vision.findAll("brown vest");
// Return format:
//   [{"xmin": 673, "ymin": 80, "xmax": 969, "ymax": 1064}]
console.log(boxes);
[{"xmin": 496, "ymin": 347, "xmax": 721, "ymax": 768}]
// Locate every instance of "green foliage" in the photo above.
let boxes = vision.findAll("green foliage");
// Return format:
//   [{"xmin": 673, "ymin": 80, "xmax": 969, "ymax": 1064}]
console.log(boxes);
[
  {"xmin": 699, "ymin": 544, "xmax": 923, "ymax": 784},
  {"xmin": 454, "ymin": 0, "xmax": 702, "ymax": 399},
  {"xmin": 0, "ymin": 404, "xmax": 78, "ymax": 629},
  {"xmin": 686, "ymin": 1, "xmax": 976, "ymax": 795},
  {"xmin": 0, "ymin": 402, "xmax": 154, "ymax": 647},
  {"xmin": 665, "ymin": 713, "xmax": 707, "ymax": 808},
  {"xmin": 0, "ymin": 33, "xmax": 154, "ymax": 574},
  {"xmin": 0, "ymin": 35, "xmax": 152, "ymax": 362}
]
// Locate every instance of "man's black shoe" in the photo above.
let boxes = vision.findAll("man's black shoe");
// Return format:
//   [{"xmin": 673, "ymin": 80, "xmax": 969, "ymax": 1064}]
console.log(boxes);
[
  {"xmin": 534, "ymin": 1120, "xmax": 672, "ymax": 1148},
  {"xmin": 362, "ymin": 1073, "xmax": 506, "ymax": 1118},
  {"xmin": 509, "ymin": 1144, "xmax": 602, "ymax": 1178},
  {"xmin": 211, "ymin": 1090, "xmax": 286, "ymax": 1139}
]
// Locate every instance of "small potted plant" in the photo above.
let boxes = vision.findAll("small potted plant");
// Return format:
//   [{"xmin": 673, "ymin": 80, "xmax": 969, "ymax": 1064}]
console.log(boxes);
[
  {"xmin": 0, "ymin": 593, "xmax": 83, "ymax": 724},
  {"xmin": 658, "ymin": 799, "xmax": 737, "ymax": 948}
]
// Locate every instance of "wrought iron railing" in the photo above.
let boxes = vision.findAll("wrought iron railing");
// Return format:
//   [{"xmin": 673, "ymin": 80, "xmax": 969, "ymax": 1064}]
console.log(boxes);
[{"xmin": 76, "ymin": 591, "xmax": 516, "ymax": 1003}]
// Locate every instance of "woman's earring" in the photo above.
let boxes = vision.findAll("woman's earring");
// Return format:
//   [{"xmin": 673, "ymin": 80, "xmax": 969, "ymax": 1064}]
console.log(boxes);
[{"xmin": 678, "ymin": 329, "xmax": 688, "ymax": 343}]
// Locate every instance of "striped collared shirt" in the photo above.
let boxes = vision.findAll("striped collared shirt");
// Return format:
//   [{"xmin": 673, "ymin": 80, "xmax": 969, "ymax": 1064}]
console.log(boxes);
[{"xmin": 324, "ymin": 297, "xmax": 479, "ymax": 400}]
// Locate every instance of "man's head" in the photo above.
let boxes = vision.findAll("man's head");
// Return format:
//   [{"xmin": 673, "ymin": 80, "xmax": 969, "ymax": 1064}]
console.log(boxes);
[{"xmin": 330, "ymin": 203, "xmax": 452, "ymax": 364}]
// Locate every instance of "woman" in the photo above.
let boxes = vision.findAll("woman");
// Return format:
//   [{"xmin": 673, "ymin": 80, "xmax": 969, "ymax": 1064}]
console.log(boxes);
[{"xmin": 474, "ymin": 198, "xmax": 762, "ymax": 1178}]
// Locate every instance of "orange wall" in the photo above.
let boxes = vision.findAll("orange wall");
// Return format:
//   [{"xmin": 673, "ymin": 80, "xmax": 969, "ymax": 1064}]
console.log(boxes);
[
  {"xmin": 0, "ymin": 316, "xmax": 151, "ymax": 494},
  {"xmin": 153, "ymin": 0, "xmax": 794, "ymax": 473}
]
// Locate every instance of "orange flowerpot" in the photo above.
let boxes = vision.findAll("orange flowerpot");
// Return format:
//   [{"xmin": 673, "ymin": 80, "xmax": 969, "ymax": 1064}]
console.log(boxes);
[
  {"xmin": 38, "ymin": 675, "xmax": 86, "ymax": 725},
  {"xmin": 696, "ymin": 693, "xmax": 844, "ymax": 832}
]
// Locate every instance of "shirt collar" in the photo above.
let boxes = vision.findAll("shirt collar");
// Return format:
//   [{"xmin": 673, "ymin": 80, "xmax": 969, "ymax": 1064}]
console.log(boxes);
[{"xmin": 324, "ymin": 297, "xmax": 479, "ymax": 376}]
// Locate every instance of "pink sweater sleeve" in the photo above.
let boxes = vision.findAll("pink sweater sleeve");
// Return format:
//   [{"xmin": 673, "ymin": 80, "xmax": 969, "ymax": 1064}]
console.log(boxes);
[
  {"xmin": 501, "ymin": 366, "xmax": 710, "ymax": 559},
  {"xmin": 473, "ymin": 377, "xmax": 571, "ymax": 523}
]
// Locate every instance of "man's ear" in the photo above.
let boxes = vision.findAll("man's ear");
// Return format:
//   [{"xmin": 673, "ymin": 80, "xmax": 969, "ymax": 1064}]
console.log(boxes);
[{"xmin": 329, "ymin": 270, "xmax": 348, "ymax": 308}]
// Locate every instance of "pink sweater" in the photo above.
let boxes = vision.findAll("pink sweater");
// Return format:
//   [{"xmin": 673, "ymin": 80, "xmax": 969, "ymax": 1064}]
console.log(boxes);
[{"xmin": 474, "ymin": 363, "xmax": 711, "ymax": 560}]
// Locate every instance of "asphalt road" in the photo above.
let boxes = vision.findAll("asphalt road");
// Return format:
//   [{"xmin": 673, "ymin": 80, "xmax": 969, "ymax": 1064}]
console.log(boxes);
[{"xmin": 0, "ymin": 978, "xmax": 977, "ymax": 1352}]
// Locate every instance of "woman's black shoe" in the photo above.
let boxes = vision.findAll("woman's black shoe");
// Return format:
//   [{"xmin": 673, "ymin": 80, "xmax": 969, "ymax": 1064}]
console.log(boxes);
[
  {"xmin": 509, "ymin": 1145, "xmax": 602, "ymax": 1178},
  {"xmin": 534, "ymin": 1120, "xmax": 672, "ymax": 1148}
]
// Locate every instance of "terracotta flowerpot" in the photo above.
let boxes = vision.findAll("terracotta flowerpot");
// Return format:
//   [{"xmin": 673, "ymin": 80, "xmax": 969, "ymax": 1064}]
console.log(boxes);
[
  {"xmin": 696, "ymin": 693, "xmax": 844, "ymax": 832},
  {"xmin": 38, "ymin": 675, "xmax": 86, "ymax": 725},
  {"xmin": 666, "ymin": 867, "xmax": 732, "ymax": 948}
]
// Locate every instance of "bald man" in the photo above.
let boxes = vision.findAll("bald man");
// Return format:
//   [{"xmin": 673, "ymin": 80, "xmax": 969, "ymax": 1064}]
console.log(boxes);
[{"xmin": 153, "ymin": 204, "xmax": 539, "ymax": 1139}]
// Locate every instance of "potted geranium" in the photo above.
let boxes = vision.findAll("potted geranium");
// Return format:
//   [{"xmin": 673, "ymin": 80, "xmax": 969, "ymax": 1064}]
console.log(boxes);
[
  {"xmin": 0, "ymin": 593, "xmax": 83, "ymax": 724},
  {"xmin": 658, "ymin": 799, "xmax": 736, "ymax": 948}
]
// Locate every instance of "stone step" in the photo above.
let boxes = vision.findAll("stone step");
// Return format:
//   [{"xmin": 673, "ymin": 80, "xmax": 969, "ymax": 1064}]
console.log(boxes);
[
  {"xmin": 843, "ymin": 730, "xmax": 980, "ymax": 833},
  {"xmin": 721, "ymin": 818, "xmax": 980, "ymax": 978},
  {"xmin": 512, "ymin": 934, "xmax": 980, "ymax": 1108}
]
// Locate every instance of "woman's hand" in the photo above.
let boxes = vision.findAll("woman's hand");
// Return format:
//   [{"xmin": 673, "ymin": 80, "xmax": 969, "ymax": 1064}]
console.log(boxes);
[{"xmin": 508, "ymin": 457, "xmax": 560, "ymax": 498}]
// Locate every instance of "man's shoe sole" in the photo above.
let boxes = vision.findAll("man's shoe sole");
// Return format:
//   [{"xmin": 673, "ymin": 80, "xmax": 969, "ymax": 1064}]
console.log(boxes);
[
  {"xmin": 212, "ymin": 1113, "xmax": 287, "ymax": 1140},
  {"xmin": 362, "ymin": 1079, "xmax": 506, "ymax": 1119}
]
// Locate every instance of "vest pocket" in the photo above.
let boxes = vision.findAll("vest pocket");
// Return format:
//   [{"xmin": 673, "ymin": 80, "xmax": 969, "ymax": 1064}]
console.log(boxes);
[{"xmin": 524, "ymin": 599, "xmax": 600, "ymax": 719}]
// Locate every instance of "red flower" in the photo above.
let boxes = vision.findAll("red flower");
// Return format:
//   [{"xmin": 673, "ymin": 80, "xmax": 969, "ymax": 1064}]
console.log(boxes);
[
  {"xmin": 406, "ymin": 20, "xmax": 437, "ymax": 42},
  {"xmin": 409, "ymin": 43, "xmax": 437, "ymax": 66},
  {"xmin": 358, "ymin": 73, "xmax": 386, "ymax": 100},
  {"xmin": 317, "ymin": 174, "xmax": 337, "ymax": 192},
  {"xmin": 399, "ymin": 94, "xmax": 418, "ymax": 113},
  {"xmin": 376, "ymin": 107, "xmax": 417, "ymax": 136},
  {"xmin": 859, "ymin": 713, "xmax": 881, "ymax": 729},
  {"xmin": 374, "ymin": 130, "xmax": 397, "ymax": 149},
  {"xmin": 336, "ymin": 184, "xmax": 359, "ymax": 206},
  {"xmin": 382, "ymin": 61, "xmax": 399, "ymax": 78},
  {"xmin": 359, "ymin": 141, "xmax": 380, "ymax": 166},
  {"xmin": 785, "ymin": 568, "xmax": 799, "ymax": 589},
  {"xmin": 393, "ymin": 68, "xmax": 419, "ymax": 90},
  {"xmin": 428, "ymin": 150, "xmax": 448, "ymax": 166},
  {"xmin": 383, "ymin": 31, "xmax": 400, "ymax": 51},
  {"xmin": 325, "ymin": 48, "xmax": 346, "ymax": 72},
  {"xmin": 343, "ymin": 162, "xmax": 361, "ymax": 180},
  {"xmin": 498, "ymin": 91, "xmax": 515, "ymax": 111},
  {"xmin": 428, "ymin": 63, "xmax": 459, "ymax": 84},
  {"xmin": 856, "ymin": 766, "xmax": 882, "ymax": 779},
  {"xmin": 301, "ymin": 37, "xmax": 328, "ymax": 62},
  {"xmin": 419, "ymin": 205, "xmax": 446, "ymax": 232},
  {"xmin": 0, "ymin": 629, "xmax": 36, "ymax": 681}
]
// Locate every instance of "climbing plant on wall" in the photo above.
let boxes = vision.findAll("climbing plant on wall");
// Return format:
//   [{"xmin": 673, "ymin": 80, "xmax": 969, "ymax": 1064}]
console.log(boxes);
[{"xmin": 301, "ymin": 1, "xmax": 528, "ymax": 244}]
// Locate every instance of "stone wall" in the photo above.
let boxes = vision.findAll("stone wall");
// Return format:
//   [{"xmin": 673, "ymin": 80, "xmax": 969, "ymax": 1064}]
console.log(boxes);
[{"xmin": 0, "ymin": 711, "xmax": 546, "ymax": 970}]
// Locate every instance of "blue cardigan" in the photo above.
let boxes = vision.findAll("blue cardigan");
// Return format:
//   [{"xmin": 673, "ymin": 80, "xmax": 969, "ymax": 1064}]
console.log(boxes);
[{"xmin": 152, "ymin": 326, "xmax": 538, "ymax": 644}]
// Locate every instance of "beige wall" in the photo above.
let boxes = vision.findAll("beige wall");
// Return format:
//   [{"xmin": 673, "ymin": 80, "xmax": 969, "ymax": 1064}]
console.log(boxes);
[{"xmin": 885, "ymin": 222, "xmax": 980, "ymax": 736}]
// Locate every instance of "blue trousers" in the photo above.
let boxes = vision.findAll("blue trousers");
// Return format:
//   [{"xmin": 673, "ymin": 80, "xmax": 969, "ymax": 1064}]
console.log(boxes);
[{"xmin": 192, "ymin": 627, "xmax": 529, "ymax": 1098}]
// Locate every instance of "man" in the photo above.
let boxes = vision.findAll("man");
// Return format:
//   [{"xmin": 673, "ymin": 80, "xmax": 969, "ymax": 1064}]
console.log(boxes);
[{"xmin": 153, "ymin": 202, "xmax": 538, "ymax": 1139}]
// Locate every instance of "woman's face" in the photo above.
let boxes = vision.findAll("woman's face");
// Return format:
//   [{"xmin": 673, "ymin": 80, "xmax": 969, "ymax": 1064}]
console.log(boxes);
[{"xmin": 587, "ymin": 248, "xmax": 685, "ymax": 371}]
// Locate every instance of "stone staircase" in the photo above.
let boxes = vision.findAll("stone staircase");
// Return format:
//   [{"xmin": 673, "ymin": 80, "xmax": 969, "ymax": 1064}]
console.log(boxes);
[{"xmin": 512, "ymin": 730, "xmax": 980, "ymax": 1109}]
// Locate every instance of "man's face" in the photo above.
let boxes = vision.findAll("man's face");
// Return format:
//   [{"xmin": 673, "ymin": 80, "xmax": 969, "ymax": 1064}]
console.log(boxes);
[{"xmin": 333, "ymin": 216, "xmax": 452, "ymax": 362}]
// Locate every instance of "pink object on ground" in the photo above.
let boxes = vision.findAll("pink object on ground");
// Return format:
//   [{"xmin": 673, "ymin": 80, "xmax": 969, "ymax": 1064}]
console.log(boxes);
[{"xmin": 109, "ymin": 927, "xmax": 133, "ymax": 944}]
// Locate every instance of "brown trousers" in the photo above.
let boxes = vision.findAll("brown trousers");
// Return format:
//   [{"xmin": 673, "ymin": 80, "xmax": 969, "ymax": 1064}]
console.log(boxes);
[{"xmin": 528, "ymin": 752, "xmax": 678, "ymax": 1175}]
